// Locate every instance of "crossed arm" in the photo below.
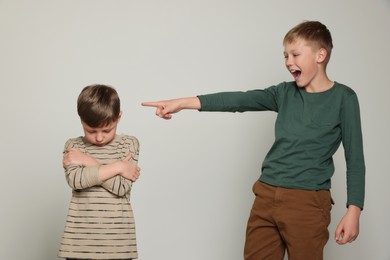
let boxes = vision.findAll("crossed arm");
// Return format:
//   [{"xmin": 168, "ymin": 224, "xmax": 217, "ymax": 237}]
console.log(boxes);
[
  {"xmin": 63, "ymin": 148, "xmax": 141, "ymax": 182},
  {"xmin": 63, "ymin": 148, "xmax": 141, "ymax": 197}
]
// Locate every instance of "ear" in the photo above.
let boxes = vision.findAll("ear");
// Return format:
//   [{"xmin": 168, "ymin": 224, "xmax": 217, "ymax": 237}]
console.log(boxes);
[
  {"xmin": 317, "ymin": 48, "xmax": 328, "ymax": 63},
  {"xmin": 117, "ymin": 111, "xmax": 123, "ymax": 122}
]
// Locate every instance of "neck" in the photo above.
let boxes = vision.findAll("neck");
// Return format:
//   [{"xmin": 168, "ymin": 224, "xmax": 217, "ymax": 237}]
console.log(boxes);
[{"xmin": 305, "ymin": 74, "xmax": 334, "ymax": 93}]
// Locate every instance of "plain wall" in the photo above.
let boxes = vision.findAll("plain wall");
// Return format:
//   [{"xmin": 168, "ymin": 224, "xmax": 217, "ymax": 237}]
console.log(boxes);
[{"xmin": 1, "ymin": 0, "xmax": 389, "ymax": 259}]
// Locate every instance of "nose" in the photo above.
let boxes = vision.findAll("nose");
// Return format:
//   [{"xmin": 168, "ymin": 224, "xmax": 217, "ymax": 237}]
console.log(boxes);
[{"xmin": 96, "ymin": 132, "xmax": 104, "ymax": 142}]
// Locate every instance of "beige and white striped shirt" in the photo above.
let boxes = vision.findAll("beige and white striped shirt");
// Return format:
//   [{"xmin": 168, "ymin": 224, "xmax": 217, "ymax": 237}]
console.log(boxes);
[{"xmin": 58, "ymin": 134, "xmax": 139, "ymax": 259}]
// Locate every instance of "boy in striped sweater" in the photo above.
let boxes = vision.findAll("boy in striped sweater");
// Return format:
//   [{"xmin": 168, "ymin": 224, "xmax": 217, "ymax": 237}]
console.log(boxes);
[{"xmin": 59, "ymin": 84, "xmax": 141, "ymax": 260}]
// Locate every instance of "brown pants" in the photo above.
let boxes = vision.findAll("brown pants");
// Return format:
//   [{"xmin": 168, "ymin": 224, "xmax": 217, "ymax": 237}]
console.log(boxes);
[{"xmin": 244, "ymin": 181, "xmax": 332, "ymax": 260}]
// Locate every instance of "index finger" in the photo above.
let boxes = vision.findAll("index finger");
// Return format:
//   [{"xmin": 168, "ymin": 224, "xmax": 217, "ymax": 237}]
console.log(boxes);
[{"xmin": 141, "ymin": 101, "xmax": 163, "ymax": 108}]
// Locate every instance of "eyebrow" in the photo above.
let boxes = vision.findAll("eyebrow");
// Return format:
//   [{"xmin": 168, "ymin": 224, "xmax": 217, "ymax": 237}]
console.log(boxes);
[{"xmin": 85, "ymin": 125, "xmax": 114, "ymax": 131}]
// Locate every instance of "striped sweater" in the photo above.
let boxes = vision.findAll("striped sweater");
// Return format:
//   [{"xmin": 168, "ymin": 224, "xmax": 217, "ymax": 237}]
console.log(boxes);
[{"xmin": 58, "ymin": 134, "xmax": 139, "ymax": 259}]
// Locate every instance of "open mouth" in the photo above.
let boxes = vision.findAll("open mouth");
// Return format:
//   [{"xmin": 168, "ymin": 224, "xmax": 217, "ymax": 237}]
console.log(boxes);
[{"xmin": 290, "ymin": 69, "xmax": 301, "ymax": 79}]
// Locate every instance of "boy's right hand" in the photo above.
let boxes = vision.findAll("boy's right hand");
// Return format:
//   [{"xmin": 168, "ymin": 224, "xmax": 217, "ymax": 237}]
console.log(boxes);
[
  {"xmin": 142, "ymin": 97, "xmax": 201, "ymax": 120},
  {"xmin": 141, "ymin": 100, "xmax": 181, "ymax": 119}
]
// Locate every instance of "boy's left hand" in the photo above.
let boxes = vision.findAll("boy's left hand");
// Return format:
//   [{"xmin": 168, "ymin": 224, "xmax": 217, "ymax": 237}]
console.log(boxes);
[{"xmin": 334, "ymin": 205, "xmax": 361, "ymax": 244}]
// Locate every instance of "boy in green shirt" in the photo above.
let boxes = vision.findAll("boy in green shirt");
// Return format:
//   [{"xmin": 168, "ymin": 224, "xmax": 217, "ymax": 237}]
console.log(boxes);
[{"xmin": 142, "ymin": 21, "xmax": 365, "ymax": 260}]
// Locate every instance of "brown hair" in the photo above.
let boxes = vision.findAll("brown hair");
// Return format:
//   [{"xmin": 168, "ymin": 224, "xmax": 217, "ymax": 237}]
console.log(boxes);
[
  {"xmin": 77, "ymin": 84, "xmax": 120, "ymax": 127},
  {"xmin": 284, "ymin": 21, "xmax": 333, "ymax": 64}
]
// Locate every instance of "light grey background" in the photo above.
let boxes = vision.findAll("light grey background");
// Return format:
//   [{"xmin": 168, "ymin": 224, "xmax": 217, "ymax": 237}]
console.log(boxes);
[{"xmin": 1, "ymin": 0, "xmax": 389, "ymax": 259}]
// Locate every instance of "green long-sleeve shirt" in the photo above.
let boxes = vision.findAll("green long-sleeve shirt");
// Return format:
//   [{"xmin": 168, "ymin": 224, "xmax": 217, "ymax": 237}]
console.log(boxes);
[{"xmin": 198, "ymin": 81, "xmax": 365, "ymax": 209}]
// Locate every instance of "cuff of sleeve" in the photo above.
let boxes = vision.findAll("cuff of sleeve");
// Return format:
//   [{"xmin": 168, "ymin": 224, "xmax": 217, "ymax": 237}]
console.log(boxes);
[
  {"xmin": 197, "ymin": 95, "xmax": 205, "ymax": 111},
  {"xmin": 346, "ymin": 202, "xmax": 364, "ymax": 211}
]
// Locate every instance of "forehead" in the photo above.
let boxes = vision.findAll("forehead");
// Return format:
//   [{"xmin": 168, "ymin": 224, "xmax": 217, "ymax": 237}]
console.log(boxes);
[
  {"xmin": 284, "ymin": 38, "xmax": 313, "ymax": 52},
  {"xmin": 82, "ymin": 121, "xmax": 117, "ymax": 131}
]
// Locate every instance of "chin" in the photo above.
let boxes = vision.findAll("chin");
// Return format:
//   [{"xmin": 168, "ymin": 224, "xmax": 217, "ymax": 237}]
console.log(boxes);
[
  {"xmin": 295, "ymin": 79, "xmax": 310, "ymax": 88},
  {"xmin": 295, "ymin": 81, "xmax": 305, "ymax": 88}
]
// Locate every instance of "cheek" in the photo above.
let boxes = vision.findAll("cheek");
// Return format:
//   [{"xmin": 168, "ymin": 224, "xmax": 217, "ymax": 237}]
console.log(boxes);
[
  {"xmin": 84, "ymin": 133, "xmax": 95, "ymax": 142},
  {"xmin": 106, "ymin": 131, "xmax": 116, "ymax": 141}
]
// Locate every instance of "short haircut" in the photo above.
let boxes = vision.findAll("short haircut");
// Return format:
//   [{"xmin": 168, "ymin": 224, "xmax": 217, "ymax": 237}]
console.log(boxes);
[
  {"xmin": 77, "ymin": 84, "xmax": 121, "ymax": 128},
  {"xmin": 283, "ymin": 21, "xmax": 333, "ymax": 64}
]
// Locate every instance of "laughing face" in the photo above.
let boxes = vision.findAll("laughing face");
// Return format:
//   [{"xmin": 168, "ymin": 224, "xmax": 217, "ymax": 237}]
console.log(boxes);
[{"xmin": 283, "ymin": 39, "xmax": 323, "ymax": 89}]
